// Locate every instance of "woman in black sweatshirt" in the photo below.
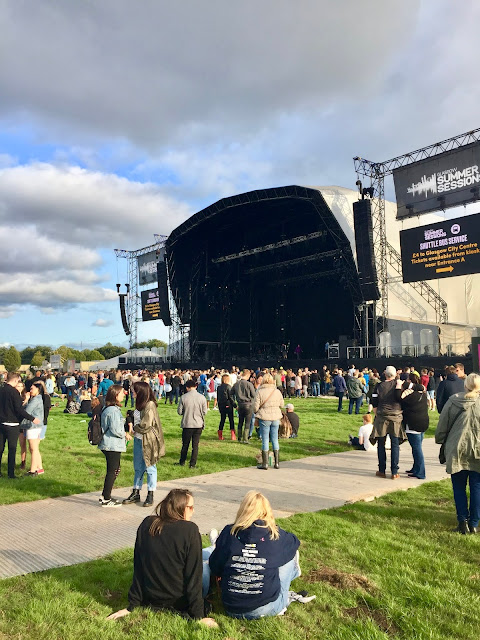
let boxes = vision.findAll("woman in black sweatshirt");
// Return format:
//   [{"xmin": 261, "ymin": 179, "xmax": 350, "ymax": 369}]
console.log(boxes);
[{"xmin": 107, "ymin": 489, "xmax": 217, "ymax": 628}]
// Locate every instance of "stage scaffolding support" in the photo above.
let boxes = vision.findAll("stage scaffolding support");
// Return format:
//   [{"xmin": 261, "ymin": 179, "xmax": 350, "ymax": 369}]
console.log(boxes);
[
  {"xmin": 352, "ymin": 128, "xmax": 480, "ymax": 334},
  {"xmin": 114, "ymin": 236, "xmax": 167, "ymax": 347}
]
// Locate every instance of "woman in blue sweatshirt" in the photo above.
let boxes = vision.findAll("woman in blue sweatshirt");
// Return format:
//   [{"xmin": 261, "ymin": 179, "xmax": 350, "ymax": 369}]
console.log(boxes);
[{"xmin": 207, "ymin": 491, "xmax": 301, "ymax": 619}]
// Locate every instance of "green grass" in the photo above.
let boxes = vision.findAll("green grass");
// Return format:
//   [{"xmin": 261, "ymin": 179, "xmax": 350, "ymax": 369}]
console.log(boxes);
[
  {"xmin": 2, "ymin": 396, "xmax": 439, "ymax": 506},
  {"xmin": 0, "ymin": 480, "xmax": 477, "ymax": 640}
]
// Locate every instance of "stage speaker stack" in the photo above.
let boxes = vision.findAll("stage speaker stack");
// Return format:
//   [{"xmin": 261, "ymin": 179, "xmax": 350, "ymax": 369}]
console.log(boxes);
[
  {"xmin": 353, "ymin": 199, "xmax": 381, "ymax": 301},
  {"xmin": 119, "ymin": 295, "xmax": 131, "ymax": 336},
  {"xmin": 157, "ymin": 261, "xmax": 172, "ymax": 326}
]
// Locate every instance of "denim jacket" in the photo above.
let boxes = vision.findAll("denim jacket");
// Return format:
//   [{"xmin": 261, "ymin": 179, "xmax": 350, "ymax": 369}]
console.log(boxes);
[
  {"xmin": 21, "ymin": 395, "xmax": 44, "ymax": 428},
  {"xmin": 98, "ymin": 405, "xmax": 126, "ymax": 452}
]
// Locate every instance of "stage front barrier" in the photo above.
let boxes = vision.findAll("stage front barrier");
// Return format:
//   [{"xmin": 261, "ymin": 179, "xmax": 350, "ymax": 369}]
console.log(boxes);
[{"xmin": 345, "ymin": 341, "xmax": 471, "ymax": 360}]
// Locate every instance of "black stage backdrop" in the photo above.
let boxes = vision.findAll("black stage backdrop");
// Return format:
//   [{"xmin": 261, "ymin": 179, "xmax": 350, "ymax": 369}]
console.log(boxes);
[{"xmin": 394, "ymin": 142, "xmax": 480, "ymax": 219}]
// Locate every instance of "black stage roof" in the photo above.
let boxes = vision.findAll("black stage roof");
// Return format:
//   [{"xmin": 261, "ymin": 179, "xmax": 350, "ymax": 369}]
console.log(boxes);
[{"xmin": 166, "ymin": 185, "xmax": 362, "ymax": 360}]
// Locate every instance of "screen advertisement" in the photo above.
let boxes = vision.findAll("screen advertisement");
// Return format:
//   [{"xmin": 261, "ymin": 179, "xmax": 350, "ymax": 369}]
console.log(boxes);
[
  {"xmin": 393, "ymin": 142, "xmax": 480, "ymax": 219},
  {"xmin": 400, "ymin": 213, "xmax": 480, "ymax": 284},
  {"xmin": 141, "ymin": 288, "xmax": 160, "ymax": 322},
  {"xmin": 138, "ymin": 248, "xmax": 164, "ymax": 286}
]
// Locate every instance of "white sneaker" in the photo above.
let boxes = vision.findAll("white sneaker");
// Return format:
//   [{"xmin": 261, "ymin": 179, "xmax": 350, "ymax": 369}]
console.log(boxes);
[
  {"xmin": 209, "ymin": 528, "xmax": 219, "ymax": 545},
  {"xmin": 101, "ymin": 499, "xmax": 122, "ymax": 507}
]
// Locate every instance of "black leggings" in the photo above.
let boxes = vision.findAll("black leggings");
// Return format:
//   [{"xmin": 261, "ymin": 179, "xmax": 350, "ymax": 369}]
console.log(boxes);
[
  {"xmin": 0, "ymin": 423, "xmax": 20, "ymax": 478},
  {"xmin": 219, "ymin": 407, "xmax": 234, "ymax": 431},
  {"xmin": 102, "ymin": 450, "xmax": 121, "ymax": 500}
]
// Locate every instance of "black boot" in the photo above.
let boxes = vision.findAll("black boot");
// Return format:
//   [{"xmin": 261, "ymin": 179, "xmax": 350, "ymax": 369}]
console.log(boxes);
[
  {"xmin": 123, "ymin": 488, "xmax": 140, "ymax": 504},
  {"xmin": 257, "ymin": 450, "xmax": 268, "ymax": 470},
  {"xmin": 143, "ymin": 491, "xmax": 154, "ymax": 508},
  {"xmin": 453, "ymin": 520, "xmax": 469, "ymax": 534},
  {"xmin": 273, "ymin": 450, "xmax": 279, "ymax": 469},
  {"xmin": 238, "ymin": 428, "xmax": 244, "ymax": 442}
]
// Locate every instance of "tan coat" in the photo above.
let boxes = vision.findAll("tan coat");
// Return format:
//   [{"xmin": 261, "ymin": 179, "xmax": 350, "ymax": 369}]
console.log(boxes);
[
  {"xmin": 254, "ymin": 384, "xmax": 284, "ymax": 421},
  {"xmin": 135, "ymin": 400, "xmax": 166, "ymax": 467}
]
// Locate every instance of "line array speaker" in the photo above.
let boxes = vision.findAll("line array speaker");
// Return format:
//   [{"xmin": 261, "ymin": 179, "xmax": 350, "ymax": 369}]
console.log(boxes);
[
  {"xmin": 157, "ymin": 261, "xmax": 172, "ymax": 326},
  {"xmin": 353, "ymin": 199, "xmax": 381, "ymax": 301},
  {"xmin": 119, "ymin": 295, "xmax": 131, "ymax": 335}
]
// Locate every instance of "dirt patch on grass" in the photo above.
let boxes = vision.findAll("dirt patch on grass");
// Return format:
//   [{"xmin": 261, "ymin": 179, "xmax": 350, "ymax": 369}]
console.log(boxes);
[
  {"xmin": 344, "ymin": 604, "xmax": 399, "ymax": 635},
  {"xmin": 306, "ymin": 566, "xmax": 376, "ymax": 593},
  {"xmin": 324, "ymin": 440, "xmax": 344, "ymax": 446},
  {"xmin": 433, "ymin": 498, "xmax": 450, "ymax": 506}
]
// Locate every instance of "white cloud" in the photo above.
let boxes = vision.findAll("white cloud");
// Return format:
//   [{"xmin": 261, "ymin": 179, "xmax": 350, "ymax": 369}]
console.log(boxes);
[
  {"xmin": 0, "ymin": 1, "xmax": 418, "ymax": 148},
  {"xmin": 92, "ymin": 318, "xmax": 114, "ymax": 327}
]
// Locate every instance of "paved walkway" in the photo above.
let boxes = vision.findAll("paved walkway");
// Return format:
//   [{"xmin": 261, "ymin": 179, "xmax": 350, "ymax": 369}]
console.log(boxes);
[{"xmin": 0, "ymin": 438, "xmax": 447, "ymax": 579}]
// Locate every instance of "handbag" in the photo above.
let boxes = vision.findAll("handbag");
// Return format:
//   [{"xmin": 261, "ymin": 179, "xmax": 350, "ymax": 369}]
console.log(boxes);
[
  {"xmin": 253, "ymin": 387, "xmax": 277, "ymax": 427},
  {"xmin": 439, "ymin": 406, "xmax": 465, "ymax": 464},
  {"xmin": 279, "ymin": 412, "xmax": 292, "ymax": 438}
]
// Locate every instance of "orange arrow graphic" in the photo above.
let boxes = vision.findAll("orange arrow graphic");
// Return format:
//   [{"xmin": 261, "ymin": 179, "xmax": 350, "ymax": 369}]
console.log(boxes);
[{"xmin": 436, "ymin": 266, "xmax": 454, "ymax": 273}]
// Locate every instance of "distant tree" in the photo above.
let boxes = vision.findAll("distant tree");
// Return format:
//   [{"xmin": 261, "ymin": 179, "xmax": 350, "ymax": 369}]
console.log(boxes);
[
  {"xmin": 30, "ymin": 351, "xmax": 45, "ymax": 368},
  {"xmin": 131, "ymin": 339, "xmax": 167, "ymax": 350},
  {"xmin": 98, "ymin": 342, "xmax": 125, "ymax": 360},
  {"xmin": 3, "ymin": 346, "xmax": 21, "ymax": 371},
  {"xmin": 53, "ymin": 346, "xmax": 71, "ymax": 362},
  {"xmin": 20, "ymin": 345, "xmax": 52, "ymax": 364},
  {"xmin": 0, "ymin": 346, "xmax": 8, "ymax": 363},
  {"xmin": 81, "ymin": 349, "xmax": 105, "ymax": 361}
]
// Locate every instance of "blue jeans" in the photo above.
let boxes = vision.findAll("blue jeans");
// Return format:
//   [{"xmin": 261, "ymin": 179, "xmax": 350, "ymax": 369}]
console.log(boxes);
[
  {"xmin": 406, "ymin": 432, "xmax": 425, "ymax": 479},
  {"xmin": 202, "ymin": 546, "xmax": 215, "ymax": 597},
  {"xmin": 227, "ymin": 554, "xmax": 301, "ymax": 619},
  {"xmin": 248, "ymin": 414, "xmax": 256, "ymax": 438},
  {"xmin": 377, "ymin": 435, "xmax": 400, "ymax": 475},
  {"xmin": 451, "ymin": 470, "xmax": 480, "ymax": 528},
  {"xmin": 348, "ymin": 397, "xmax": 363, "ymax": 414},
  {"xmin": 336, "ymin": 391, "xmax": 344, "ymax": 411},
  {"xmin": 259, "ymin": 419, "xmax": 280, "ymax": 451},
  {"xmin": 133, "ymin": 437, "xmax": 157, "ymax": 491},
  {"xmin": 171, "ymin": 387, "xmax": 180, "ymax": 404},
  {"xmin": 311, "ymin": 382, "xmax": 320, "ymax": 397}
]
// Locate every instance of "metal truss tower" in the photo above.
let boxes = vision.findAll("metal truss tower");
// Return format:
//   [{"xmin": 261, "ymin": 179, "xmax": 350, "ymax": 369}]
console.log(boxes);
[
  {"xmin": 353, "ymin": 127, "xmax": 480, "ymax": 333},
  {"xmin": 114, "ymin": 237, "xmax": 167, "ymax": 347}
]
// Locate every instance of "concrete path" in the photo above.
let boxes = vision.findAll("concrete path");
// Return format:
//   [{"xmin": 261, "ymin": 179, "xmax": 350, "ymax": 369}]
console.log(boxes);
[{"xmin": 0, "ymin": 438, "xmax": 447, "ymax": 579}]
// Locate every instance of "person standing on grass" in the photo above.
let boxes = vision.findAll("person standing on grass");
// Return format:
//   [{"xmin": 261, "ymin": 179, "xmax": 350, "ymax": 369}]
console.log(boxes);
[
  {"xmin": 123, "ymin": 381, "xmax": 165, "ymax": 508},
  {"xmin": 255, "ymin": 373, "xmax": 284, "ymax": 470},
  {"xmin": 371, "ymin": 365, "xmax": 405, "ymax": 480},
  {"xmin": 399, "ymin": 373, "xmax": 429, "ymax": 480},
  {"xmin": 0, "ymin": 372, "xmax": 41, "ymax": 479},
  {"xmin": 346, "ymin": 370, "xmax": 364, "ymax": 415},
  {"xmin": 175, "ymin": 379, "xmax": 207, "ymax": 469},
  {"xmin": 435, "ymin": 373, "xmax": 480, "ymax": 535},
  {"xmin": 98, "ymin": 385, "xmax": 132, "ymax": 507},
  {"xmin": 332, "ymin": 369, "xmax": 347, "ymax": 412},
  {"xmin": 107, "ymin": 488, "xmax": 218, "ymax": 628},
  {"xmin": 22, "ymin": 382, "xmax": 46, "ymax": 476},
  {"xmin": 216, "ymin": 374, "xmax": 236, "ymax": 440},
  {"xmin": 232, "ymin": 369, "xmax": 256, "ymax": 443}
]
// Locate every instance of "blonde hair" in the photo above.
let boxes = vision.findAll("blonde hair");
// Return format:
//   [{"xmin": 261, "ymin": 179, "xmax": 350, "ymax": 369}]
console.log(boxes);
[
  {"xmin": 464, "ymin": 373, "xmax": 480, "ymax": 399},
  {"xmin": 231, "ymin": 491, "xmax": 279, "ymax": 540},
  {"xmin": 261, "ymin": 373, "xmax": 275, "ymax": 386}
]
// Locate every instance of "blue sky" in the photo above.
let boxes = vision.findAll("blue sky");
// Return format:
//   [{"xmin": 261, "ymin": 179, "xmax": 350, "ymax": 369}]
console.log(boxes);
[{"xmin": 1, "ymin": 0, "xmax": 479, "ymax": 350}]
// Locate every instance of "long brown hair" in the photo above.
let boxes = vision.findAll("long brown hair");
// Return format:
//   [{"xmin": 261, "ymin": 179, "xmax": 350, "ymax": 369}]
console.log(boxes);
[
  {"xmin": 133, "ymin": 381, "xmax": 157, "ymax": 410},
  {"xmin": 105, "ymin": 384, "xmax": 123, "ymax": 407},
  {"xmin": 149, "ymin": 488, "xmax": 193, "ymax": 536}
]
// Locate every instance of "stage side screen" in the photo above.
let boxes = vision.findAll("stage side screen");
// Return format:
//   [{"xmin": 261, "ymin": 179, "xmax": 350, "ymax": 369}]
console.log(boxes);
[
  {"xmin": 138, "ymin": 249, "xmax": 164, "ymax": 285},
  {"xmin": 473, "ymin": 337, "xmax": 480, "ymax": 373},
  {"xmin": 394, "ymin": 142, "xmax": 480, "ymax": 219},
  {"xmin": 141, "ymin": 288, "xmax": 160, "ymax": 321},
  {"xmin": 400, "ymin": 213, "xmax": 480, "ymax": 283}
]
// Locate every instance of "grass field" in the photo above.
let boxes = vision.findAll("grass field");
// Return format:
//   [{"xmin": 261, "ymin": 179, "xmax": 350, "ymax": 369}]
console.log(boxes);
[
  {"xmin": 0, "ymin": 479, "xmax": 477, "ymax": 640},
  {"xmin": 1, "ymin": 396, "xmax": 440, "ymax": 506}
]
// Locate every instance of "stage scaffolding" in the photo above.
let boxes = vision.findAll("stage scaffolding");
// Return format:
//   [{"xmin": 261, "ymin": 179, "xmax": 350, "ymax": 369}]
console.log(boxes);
[{"xmin": 352, "ymin": 128, "xmax": 480, "ymax": 334}]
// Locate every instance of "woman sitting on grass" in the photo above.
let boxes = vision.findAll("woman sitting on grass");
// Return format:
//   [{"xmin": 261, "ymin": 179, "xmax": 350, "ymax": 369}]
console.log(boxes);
[
  {"xmin": 206, "ymin": 490, "xmax": 302, "ymax": 619},
  {"xmin": 107, "ymin": 488, "xmax": 217, "ymax": 628}
]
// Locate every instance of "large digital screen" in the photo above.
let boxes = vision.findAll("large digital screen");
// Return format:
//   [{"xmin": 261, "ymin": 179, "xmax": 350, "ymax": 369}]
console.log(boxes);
[
  {"xmin": 141, "ymin": 288, "xmax": 160, "ymax": 321},
  {"xmin": 393, "ymin": 142, "xmax": 480, "ymax": 219},
  {"xmin": 138, "ymin": 248, "xmax": 164, "ymax": 285},
  {"xmin": 400, "ymin": 213, "xmax": 480, "ymax": 283}
]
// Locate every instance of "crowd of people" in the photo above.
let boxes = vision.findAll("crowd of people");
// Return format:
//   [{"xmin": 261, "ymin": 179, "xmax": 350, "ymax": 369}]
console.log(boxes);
[{"xmin": 1, "ymin": 357, "xmax": 479, "ymax": 626}]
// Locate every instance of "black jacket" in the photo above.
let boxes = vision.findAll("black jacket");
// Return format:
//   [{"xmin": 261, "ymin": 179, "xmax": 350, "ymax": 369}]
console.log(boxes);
[
  {"xmin": 232, "ymin": 379, "xmax": 255, "ymax": 407},
  {"xmin": 216, "ymin": 383, "xmax": 235, "ymax": 410},
  {"xmin": 400, "ymin": 383, "xmax": 429, "ymax": 432},
  {"xmin": 436, "ymin": 374, "xmax": 465, "ymax": 414},
  {"xmin": 0, "ymin": 383, "xmax": 35, "ymax": 423},
  {"xmin": 128, "ymin": 517, "xmax": 204, "ymax": 619}
]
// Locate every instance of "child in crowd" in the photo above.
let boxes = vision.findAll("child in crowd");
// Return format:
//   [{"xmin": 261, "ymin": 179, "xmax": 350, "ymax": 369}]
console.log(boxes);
[{"xmin": 348, "ymin": 414, "xmax": 377, "ymax": 452}]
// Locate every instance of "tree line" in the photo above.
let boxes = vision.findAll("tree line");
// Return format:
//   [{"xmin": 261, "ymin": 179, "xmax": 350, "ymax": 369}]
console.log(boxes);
[{"xmin": 0, "ymin": 339, "xmax": 167, "ymax": 370}]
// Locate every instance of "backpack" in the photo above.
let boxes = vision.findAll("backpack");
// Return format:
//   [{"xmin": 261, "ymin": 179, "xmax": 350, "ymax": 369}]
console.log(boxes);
[{"xmin": 88, "ymin": 410, "xmax": 103, "ymax": 446}]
